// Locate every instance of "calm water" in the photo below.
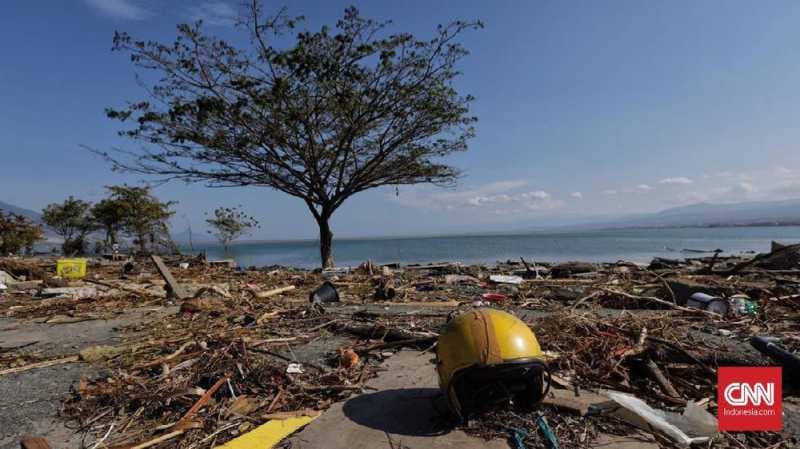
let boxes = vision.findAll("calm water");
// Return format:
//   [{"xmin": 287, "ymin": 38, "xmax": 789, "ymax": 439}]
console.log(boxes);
[{"xmin": 186, "ymin": 226, "xmax": 800, "ymax": 268}]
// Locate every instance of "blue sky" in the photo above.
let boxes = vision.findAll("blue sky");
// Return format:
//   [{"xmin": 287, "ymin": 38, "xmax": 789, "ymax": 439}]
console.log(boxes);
[{"xmin": 2, "ymin": 1, "xmax": 800, "ymax": 240}]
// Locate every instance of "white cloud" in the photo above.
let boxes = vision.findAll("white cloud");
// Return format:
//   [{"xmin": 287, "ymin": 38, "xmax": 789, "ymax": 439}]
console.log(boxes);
[
  {"xmin": 476, "ymin": 179, "xmax": 530, "ymax": 194},
  {"xmin": 658, "ymin": 177, "xmax": 693, "ymax": 185},
  {"xmin": 703, "ymin": 171, "xmax": 739, "ymax": 180},
  {"xmin": 770, "ymin": 182, "xmax": 800, "ymax": 198},
  {"xmin": 393, "ymin": 180, "xmax": 563, "ymax": 215},
  {"xmin": 707, "ymin": 181, "xmax": 759, "ymax": 201},
  {"xmin": 188, "ymin": 2, "xmax": 238, "ymax": 26},
  {"xmin": 733, "ymin": 182, "xmax": 756, "ymax": 194},
  {"xmin": 84, "ymin": 0, "xmax": 149, "ymax": 20},
  {"xmin": 693, "ymin": 167, "xmax": 800, "ymax": 203},
  {"xmin": 520, "ymin": 191, "xmax": 550, "ymax": 200},
  {"xmin": 609, "ymin": 183, "xmax": 653, "ymax": 194},
  {"xmin": 464, "ymin": 190, "xmax": 555, "ymax": 209},
  {"xmin": 390, "ymin": 165, "xmax": 800, "ymax": 223}
]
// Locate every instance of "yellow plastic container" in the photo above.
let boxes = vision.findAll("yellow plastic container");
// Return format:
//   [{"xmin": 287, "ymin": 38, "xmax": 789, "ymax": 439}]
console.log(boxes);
[{"xmin": 56, "ymin": 258, "xmax": 87, "ymax": 279}]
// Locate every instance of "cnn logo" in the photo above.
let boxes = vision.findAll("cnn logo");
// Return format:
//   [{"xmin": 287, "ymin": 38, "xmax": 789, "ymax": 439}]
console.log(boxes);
[
  {"xmin": 718, "ymin": 367, "xmax": 782, "ymax": 431},
  {"xmin": 723, "ymin": 382, "xmax": 774, "ymax": 406}
]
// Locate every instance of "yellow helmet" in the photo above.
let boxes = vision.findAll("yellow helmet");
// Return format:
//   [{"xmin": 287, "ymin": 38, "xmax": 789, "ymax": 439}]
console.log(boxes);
[{"xmin": 435, "ymin": 308, "xmax": 547, "ymax": 418}]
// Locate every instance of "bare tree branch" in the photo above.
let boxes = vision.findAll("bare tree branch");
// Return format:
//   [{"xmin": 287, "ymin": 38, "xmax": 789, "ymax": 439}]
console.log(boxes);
[{"xmin": 100, "ymin": 3, "xmax": 481, "ymax": 266}]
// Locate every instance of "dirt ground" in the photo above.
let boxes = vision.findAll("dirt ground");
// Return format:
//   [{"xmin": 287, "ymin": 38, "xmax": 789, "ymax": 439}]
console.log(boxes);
[
  {"xmin": 2, "ymin": 252, "xmax": 799, "ymax": 448},
  {"xmin": 3, "ymin": 303, "xmax": 800, "ymax": 448},
  {"xmin": 0, "ymin": 307, "xmax": 174, "ymax": 449}
]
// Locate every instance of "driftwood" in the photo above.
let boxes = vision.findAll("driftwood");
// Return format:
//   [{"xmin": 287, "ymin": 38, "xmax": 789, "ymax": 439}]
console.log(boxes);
[
  {"xmin": 602, "ymin": 288, "xmax": 721, "ymax": 317},
  {"xmin": 0, "ymin": 356, "xmax": 80, "ymax": 377},
  {"xmin": 122, "ymin": 430, "xmax": 185, "ymax": 449},
  {"xmin": 725, "ymin": 242, "xmax": 800, "ymax": 275},
  {"xmin": 357, "ymin": 337, "xmax": 436, "ymax": 352},
  {"xmin": 151, "ymin": 255, "xmax": 188, "ymax": 299},
  {"xmin": 255, "ymin": 285, "xmax": 296, "ymax": 298},
  {"xmin": 650, "ymin": 344, "xmax": 768, "ymax": 370},
  {"xmin": 645, "ymin": 358, "xmax": 681, "ymax": 398},
  {"xmin": 336, "ymin": 323, "xmax": 438, "ymax": 342},
  {"xmin": 84, "ymin": 279, "xmax": 153, "ymax": 297},
  {"xmin": 174, "ymin": 376, "xmax": 228, "ymax": 430}
]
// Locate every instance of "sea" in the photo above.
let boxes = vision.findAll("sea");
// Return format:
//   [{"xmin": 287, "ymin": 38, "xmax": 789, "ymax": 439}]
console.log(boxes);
[{"xmin": 185, "ymin": 226, "xmax": 800, "ymax": 269}]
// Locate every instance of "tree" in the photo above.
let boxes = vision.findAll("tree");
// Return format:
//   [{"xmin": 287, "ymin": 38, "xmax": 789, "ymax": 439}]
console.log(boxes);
[
  {"xmin": 42, "ymin": 197, "xmax": 95, "ymax": 255},
  {"xmin": 0, "ymin": 210, "xmax": 44, "ymax": 255},
  {"xmin": 91, "ymin": 196, "xmax": 128, "ymax": 250},
  {"xmin": 99, "ymin": 2, "xmax": 481, "ymax": 267},
  {"xmin": 206, "ymin": 206, "xmax": 259, "ymax": 253},
  {"xmin": 105, "ymin": 185, "xmax": 176, "ymax": 254}
]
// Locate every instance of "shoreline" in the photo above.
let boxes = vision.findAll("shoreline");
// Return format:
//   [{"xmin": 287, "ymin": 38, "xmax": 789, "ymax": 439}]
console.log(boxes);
[{"xmin": 182, "ymin": 223, "xmax": 800, "ymax": 247}]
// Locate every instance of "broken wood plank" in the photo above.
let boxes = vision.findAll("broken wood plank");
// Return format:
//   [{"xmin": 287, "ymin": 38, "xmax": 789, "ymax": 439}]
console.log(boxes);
[
  {"xmin": 260, "ymin": 409, "xmax": 321, "ymax": 420},
  {"xmin": 85, "ymin": 278, "xmax": 153, "ymax": 297},
  {"xmin": 255, "ymin": 285, "xmax": 296, "ymax": 298},
  {"xmin": 0, "ymin": 355, "xmax": 80, "ymax": 377},
  {"xmin": 174, "ymin": 375, "xmax": 229, "ymax": 430},
  {"xmin": 645, "ymin": 358, "xmax": 681, "ymax": 399},
  {"xmin": 20, "ymin": 436, "xmax": 52, "ymax": 449},
  {"xmin": 126, "ymin": 430, "xmax": 185, "ymax": 449},
  {"xmin": 151, "ymin": 255, "xmax": 188, "ymax": 299},
  {"xmin": 542, "ymin": 388, "xmax": 612, "ymax": 416}
]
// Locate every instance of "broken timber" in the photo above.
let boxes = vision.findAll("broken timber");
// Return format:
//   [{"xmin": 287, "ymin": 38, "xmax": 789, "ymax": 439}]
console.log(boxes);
[
  {"xmin": 19, "ymin": 437, "xmax": 53, "ymax": 449},
  {"xmin": 151, "ymin": 255, "xmax": 189, "ymax": 299}
]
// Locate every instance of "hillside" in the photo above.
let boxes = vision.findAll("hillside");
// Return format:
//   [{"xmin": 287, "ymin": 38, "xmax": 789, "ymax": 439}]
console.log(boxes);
[
  {"xmin": 622, "ymin": 199, "xmax": 800, "ymax": 228},
  {"xmin": 0, "ymin": 200, "xmax": 42, "ymax": 223}
]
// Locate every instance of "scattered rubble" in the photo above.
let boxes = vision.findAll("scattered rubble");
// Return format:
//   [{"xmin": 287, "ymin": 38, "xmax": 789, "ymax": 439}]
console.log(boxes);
[{"xmin": 0, "ymin": 245, "xmax": 798, "ymax": 448}]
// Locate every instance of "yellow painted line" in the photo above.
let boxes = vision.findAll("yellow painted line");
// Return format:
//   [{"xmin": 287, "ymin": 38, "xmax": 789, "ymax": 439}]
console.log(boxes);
[{"xmin": 218, "ymin": 415, "xmax": 317, "ymax": 449}]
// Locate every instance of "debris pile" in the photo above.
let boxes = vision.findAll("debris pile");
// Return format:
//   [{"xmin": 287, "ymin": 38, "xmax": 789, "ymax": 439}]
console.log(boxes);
[{"xmin": 0, "ymin": 243, "xmax": 798, "ymax": 448}]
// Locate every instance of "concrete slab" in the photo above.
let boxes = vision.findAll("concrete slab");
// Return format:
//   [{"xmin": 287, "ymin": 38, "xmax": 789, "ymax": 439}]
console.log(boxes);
[{"xmin": 289, "ymin": 350, "xmax": 510, "ymax": 449}]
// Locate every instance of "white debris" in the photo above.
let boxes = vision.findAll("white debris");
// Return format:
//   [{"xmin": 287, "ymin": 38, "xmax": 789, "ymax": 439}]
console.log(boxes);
[
  {"xmin": 286, "ymin": 363, "xmax": 304, "ymax": 374},
  {"xmin": 489, "ymin": 274, "xmax": 524, "ymax": 285}
]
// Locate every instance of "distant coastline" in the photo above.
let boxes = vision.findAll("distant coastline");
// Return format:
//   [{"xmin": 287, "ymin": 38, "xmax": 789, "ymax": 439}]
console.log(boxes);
[
  {"xmin": 179, "ymin": 223, "xmax": 800, "ymax": 247},
  {"xmin": 185, "ymin": 226, "xmax": 800, "ymax": 268}
]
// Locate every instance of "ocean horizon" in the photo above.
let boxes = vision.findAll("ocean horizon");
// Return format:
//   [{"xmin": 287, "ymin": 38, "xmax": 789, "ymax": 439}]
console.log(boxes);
[{"xmin": 184, "ymin": 225, "xmax": 800, "ymax": 268}]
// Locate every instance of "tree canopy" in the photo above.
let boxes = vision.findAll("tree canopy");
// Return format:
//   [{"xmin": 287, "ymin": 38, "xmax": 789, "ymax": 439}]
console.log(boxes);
[
  {"xmin": 91, "ymin": 197, "xmax": 128, "ymax": 249},
  {"xmin": 0, "ymin": 210, "xmax": 44, "ymax": 256},
  {"xmin": 100, "ymin": 2, "xmax": 481, "ymax": 267},
  {"xmin": 104, "ymin": 185, "xmax": 176, "ymax": 254},
  {"xmin": 206, "ymin": 206, "xmax": 259, "ymax": 253},
  {"xmin": 42, "ymin": 196, "xmax": 96, "ymax": 255}
]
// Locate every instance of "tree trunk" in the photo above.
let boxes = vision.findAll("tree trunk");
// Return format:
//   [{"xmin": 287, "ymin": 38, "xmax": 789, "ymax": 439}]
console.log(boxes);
[
  {"xmin": 138, "ymin": 232, "xmax": 147, "ymax": 254},
  {"xmin": 318, "ymin": 217, "xmax": 335, "ymax": 269}
]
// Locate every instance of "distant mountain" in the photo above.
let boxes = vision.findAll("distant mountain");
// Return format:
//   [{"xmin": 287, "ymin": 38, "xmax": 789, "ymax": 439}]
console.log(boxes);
[
  {"xmin": 0, "ymin": 200, "xmax": 64, "ymax": 243},
  {"xmin": 593, "ymin": 199, "xmax": 800, "ymax": 230},
  {"xmin": 0, "ymin": 200, "xmax": 42, "ymax": 223}
]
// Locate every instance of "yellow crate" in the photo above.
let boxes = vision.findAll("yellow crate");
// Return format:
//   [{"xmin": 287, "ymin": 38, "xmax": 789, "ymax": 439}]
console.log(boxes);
[{"xmin": 56, "ymin": 258, "xmax": 87, "ymax": 279}]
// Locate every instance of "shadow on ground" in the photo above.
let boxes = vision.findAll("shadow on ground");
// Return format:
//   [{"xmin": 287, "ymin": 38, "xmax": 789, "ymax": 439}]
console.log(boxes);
[{"xmin": 342, "ymin": 387, "xmax": 451, "ymax": 437}]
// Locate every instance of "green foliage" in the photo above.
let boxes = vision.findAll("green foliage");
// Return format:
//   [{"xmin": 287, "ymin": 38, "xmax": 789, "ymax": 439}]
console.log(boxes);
[
  {"xmin": 104, "ymin": 185, "xmax": 176, "ymax": 254},
  {"xmin": 99, "ymin": 2, "xmax": 481, "ymax": 267},
  {"xmin": 42, "ymin": 196, "xmax": 96, "ymax": 255},
  {"xmin": 91, "ymin": 197, "xmax": 128, "ymax": 249},
  {"xmin": 206, "ymin": 206, "xmax": 259, "ymax": 252},
  {"xmin": 0, "ymin": 210, "xmax": 44, "ymax": 255}
]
